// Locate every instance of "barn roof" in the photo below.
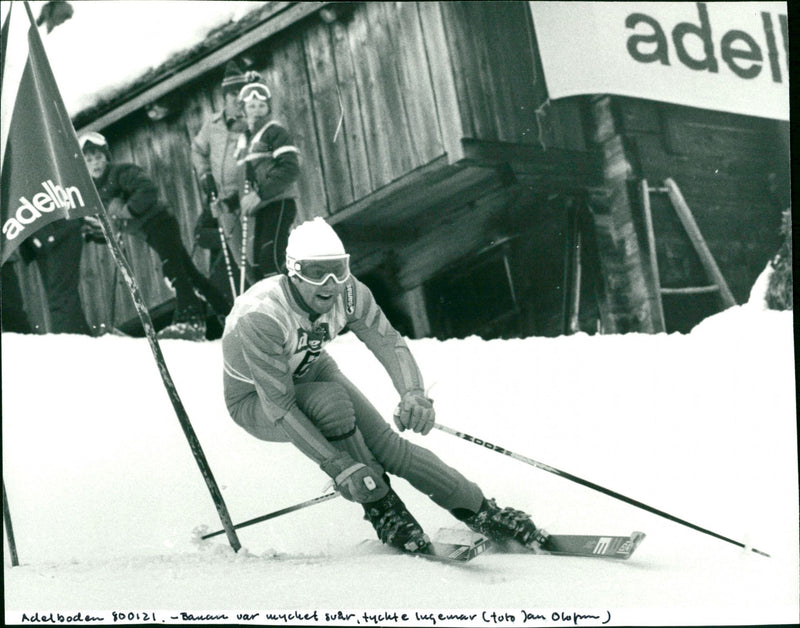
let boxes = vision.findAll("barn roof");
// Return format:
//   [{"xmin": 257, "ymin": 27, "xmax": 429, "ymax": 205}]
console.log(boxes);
[{"xmin": 73, "ymin": 2, "xmax": 327, "ymax": 132}]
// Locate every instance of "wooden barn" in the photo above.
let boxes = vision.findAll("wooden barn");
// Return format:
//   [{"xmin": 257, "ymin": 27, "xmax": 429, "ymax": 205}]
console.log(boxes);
[{"xmin": 14, "ymin": 1, "xmax": 790, "ymax": 338}]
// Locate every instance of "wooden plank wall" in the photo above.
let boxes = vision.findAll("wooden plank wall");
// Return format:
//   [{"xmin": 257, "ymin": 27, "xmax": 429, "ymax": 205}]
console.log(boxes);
[
  {"xmin": 439, "ymin": 1, "xmax": 542, "ymax": 145},
  {"xmin": 620, "ymin": 99, "xmax": 786, "ymax": 307},
  {"xmin": 432, "ymin": 1, "xmax": 593, "ymax": 337},
  {"xmin": 255, "ymin": 2, "xmax": 451, "ymax": 221},
  {"xmin": 13, "ymin": 1, "xmax": 571, "ymax": 334}
]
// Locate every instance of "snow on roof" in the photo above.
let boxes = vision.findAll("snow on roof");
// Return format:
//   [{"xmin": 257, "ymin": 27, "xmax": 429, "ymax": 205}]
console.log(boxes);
[{"xmin": 17, "ymin": 1, "xmax": 266, "ymax": 119}]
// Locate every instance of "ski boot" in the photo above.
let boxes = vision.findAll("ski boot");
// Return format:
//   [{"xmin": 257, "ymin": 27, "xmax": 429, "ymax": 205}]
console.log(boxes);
[
  {"xmin": 363, "ymin": 489, "xmax": 430, "ymax": 553},
  {"xmin": 157, "ymin": 304, "xmax": 206, "ymax": 341},
  {"xmin": 453, "ymin": 497, "xmax": 542, "ymax": 548}
]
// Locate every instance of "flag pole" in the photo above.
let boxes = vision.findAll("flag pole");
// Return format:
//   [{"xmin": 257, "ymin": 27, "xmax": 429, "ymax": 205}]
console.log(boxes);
[
  {"xmin": 5, "ymin": 1, "xmax": 241, "ymax": 554},
  {"xmin": 3, "ymin": 480, "xmax": 20, "ymax": 566},
  {"xmin": 93, "ymin": 211, "xmax": 241, "ymax": 552}
]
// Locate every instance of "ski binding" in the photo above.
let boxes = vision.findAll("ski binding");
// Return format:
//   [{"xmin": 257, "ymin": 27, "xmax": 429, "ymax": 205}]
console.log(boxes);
[{"xmin": 360, "ymin": 528, "xmax": 489, "ymax": 563}]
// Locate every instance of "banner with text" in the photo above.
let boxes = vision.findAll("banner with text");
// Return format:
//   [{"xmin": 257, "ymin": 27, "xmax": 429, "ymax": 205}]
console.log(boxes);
[
  {"xmin": 1, "ymin": 1, "xmax": 103, "ymax": 264},
  {"xmin": 528, "ymin": 1, "xmax": 788, "ymax": 121}
]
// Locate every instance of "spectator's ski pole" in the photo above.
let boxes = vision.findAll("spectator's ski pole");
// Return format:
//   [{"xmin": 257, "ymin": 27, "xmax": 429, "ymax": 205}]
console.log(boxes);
[
  {"xmin": 434, "ymin": 423, "xmax": 770, "ymax": 557},
  {"xmin": 108, "ymin": 231, "xmax": 128, "ymax": 326},
  {"xmin": 219, "ymin": 224, "xmax": 238, "ymax": 301},
  {"xmin": 239, "ymin": 180, "xmax": 252, "ymax": 294},
  {"xmin": 211, "ymin": 194, "xmax": 237, "ymax": 301},
  {"xmin": 240, "ymin": 214, "xmax": 248, "ymax": 294},
  {"xmin": 108, "ymin": 243, "xmax": 120, "ymax": 325},
  {"xmin": 201, "ymin": 492, "xmax": 339, "ymax": 540}
]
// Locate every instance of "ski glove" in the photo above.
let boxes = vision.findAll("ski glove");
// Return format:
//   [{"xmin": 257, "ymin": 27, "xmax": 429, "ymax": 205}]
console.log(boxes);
[
  {"xmin": 199, "ymin": 173, "xmax": 218, "ymax": 202},
  {"xmin": 393, "ymin": 390, "xmax": 435, "ymax": 435},
  {"xmin": 81, "ymin": 215, "xmax": 106, "ymax": 244},
  {"xmin": 106, "ymin": 198, "xmax": 133, "ymax": 220},
  {"xmin": 320, "ymin": 453, "xmax": 388, "ymax": 504},
  {"xmin": 194, "ymin": 209, "xmax": 220, "ymax": 250},
  {"xmin": 209, "ymin": 199, "xmax": 231, "ymax": 219},
  {"xmin": 240, "ymin": 190, "xmax": 262, "ymax": 216}
]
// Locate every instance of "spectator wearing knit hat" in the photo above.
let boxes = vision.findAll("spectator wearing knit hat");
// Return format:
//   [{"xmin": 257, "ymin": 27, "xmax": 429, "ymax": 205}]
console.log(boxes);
[{"xmin": 191, "ymin": 60, "xmax": 250, "ymax": 299}]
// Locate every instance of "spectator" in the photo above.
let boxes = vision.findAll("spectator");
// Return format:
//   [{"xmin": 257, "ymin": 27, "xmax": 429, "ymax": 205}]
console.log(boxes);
[
  {"xmin": 227, "ymin": 72, "xmax": 299, "ymax": 288},
  {"xmin": 1, "ymin": 255, "xmax": 33, "ymax": 334},
  {"xmin": 191, "ymin": 60, "xmax": 249, "ymax": 301},
  {"xmin": 79, "ymin": 132, "xmax": 230, "ymax": 341},
  {"xmin": 18, "ymin": 218, "xmax": 90, "ymax": 334}
]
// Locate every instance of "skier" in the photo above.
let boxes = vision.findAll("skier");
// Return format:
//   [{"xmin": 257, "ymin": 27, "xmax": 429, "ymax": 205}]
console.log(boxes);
[
  {"xmin": 225, "ymin": 72, "xmax": 299, "ymax": 286},
  {"xmin": 190, "ymin": 60, "xmax": 249, "ymax": 300},
  {"xmin": 79, "ymin": 132, "xmax": 231, "ymax": 340},
  {"xmin": 221, "ymin": 217, "xmax": 538, "ymax": 553}
]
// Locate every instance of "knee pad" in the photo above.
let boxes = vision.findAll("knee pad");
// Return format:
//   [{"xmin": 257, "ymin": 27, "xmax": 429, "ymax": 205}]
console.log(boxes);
[{"xmin": 299, "ymin": 382, "xmax": 356, "ymax": 440}]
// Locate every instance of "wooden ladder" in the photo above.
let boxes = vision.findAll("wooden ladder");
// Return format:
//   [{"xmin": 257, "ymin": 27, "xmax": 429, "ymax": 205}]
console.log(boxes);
[{"xmin": 640, "ymin": 178, "xmax": 736, "ymax": 332}]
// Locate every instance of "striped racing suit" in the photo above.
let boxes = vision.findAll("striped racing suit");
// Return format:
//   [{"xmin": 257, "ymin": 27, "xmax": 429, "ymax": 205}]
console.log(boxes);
[{"xmin": 221, "ymin": 274, "xmax": 483, "ymax": 512}]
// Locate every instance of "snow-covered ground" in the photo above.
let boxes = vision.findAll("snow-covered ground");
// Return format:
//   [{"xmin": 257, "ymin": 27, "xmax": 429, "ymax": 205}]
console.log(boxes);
[
  {"xmin": 2, "ymin": 3, "xmax": 795, "ymax": 625},
  {"xmin": 3, "ymin": 277, "xmax": 798, "ymax": 626}
]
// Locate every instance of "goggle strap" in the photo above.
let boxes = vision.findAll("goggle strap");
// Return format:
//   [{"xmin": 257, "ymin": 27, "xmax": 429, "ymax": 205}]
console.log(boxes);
[
  {"xmin": 238, "ymin": 84, "xmax": 271, "ymax": 102},
  {"xmin": 288, "ymin": 257, "xmax": 350, "ymax": 285}
]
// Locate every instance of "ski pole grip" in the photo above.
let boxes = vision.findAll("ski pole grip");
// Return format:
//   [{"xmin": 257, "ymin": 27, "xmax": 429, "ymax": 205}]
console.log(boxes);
[{"xmin": 199, "ymin": 173, "xmax": 218, "ymax": 200}]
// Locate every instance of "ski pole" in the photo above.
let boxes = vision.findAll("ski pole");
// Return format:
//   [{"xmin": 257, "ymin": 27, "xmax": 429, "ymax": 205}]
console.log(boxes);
[
  {"xmin": 239, "ymin": 180, "xmax": 252, "ymax": 294},
  {"xmin": 434, "ymin": 423, "xmax": 770, "ymax": 557},
  {"xmin": 239, "ymin": 214, "xmax": 248, "ymax": 294},
  {"xmin": 107, "ymin": 240, "xmax": 120, "ymax": 326},
  {"xmin": 211, "ymin": 195, "xmax": 237, "ymax": 301},
  {"xmin": 201, "ymin": 492, "xmax": 340, "ymax": 540},
  {"xmin": 108, "ymin": 230, "xmax": 129, "ymax": 327},
  {"xmin": 3, "ymin": 480, "xmax": 19, "ymax": 566}
]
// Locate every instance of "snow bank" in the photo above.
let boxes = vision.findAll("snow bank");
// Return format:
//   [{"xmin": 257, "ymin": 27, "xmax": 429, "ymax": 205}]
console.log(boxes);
[{"xmin": 3, "ymin": 306, "xmax": 797, "ymax": 625}]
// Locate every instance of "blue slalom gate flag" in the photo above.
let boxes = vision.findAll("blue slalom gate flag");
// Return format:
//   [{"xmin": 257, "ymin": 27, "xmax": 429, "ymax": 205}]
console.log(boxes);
[{"xmin": 1, "ymin": 0, "xmax": 103, "ymax": 264}]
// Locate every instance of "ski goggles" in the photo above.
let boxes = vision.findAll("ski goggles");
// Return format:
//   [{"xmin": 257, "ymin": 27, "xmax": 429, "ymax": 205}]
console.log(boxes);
[
  {"xmin": 78, "ymin": 131, "xmax": 108, "ymax": 150},
  {"xmin": 238, "ymin": 83, "xmax": 271, "ymax": 103},
  {"xmin": 287, "ymin": 255, "xmax": 351, "ymax": 286}
]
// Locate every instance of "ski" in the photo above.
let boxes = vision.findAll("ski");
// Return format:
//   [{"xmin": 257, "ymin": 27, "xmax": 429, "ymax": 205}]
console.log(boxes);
[
  {"xmin": 436, "ymin": 527, "xmax": 646, "ymax": 560},
  {"xmin": 362, "ymin": 529, "xmax": 644, "ymax": 563},
  {"xmin": 512, "ymin": 530, "xmax": 646, "ymax": 559}
]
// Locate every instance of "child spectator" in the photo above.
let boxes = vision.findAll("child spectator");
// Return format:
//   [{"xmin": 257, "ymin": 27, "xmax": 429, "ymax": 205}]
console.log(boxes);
[{"xmin": 79, "ymin": 132, "xmax": 230, "ymax": 340}]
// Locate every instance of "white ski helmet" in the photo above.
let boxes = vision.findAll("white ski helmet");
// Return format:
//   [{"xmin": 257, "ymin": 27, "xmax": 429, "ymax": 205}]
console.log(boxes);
[
  {"xmin": 286, "ymin": 217, "xmax": 346, "ymax": 259},
  {"xmin": 286, "ymin": 216, "xmax": 350, "ymax": 286}
]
